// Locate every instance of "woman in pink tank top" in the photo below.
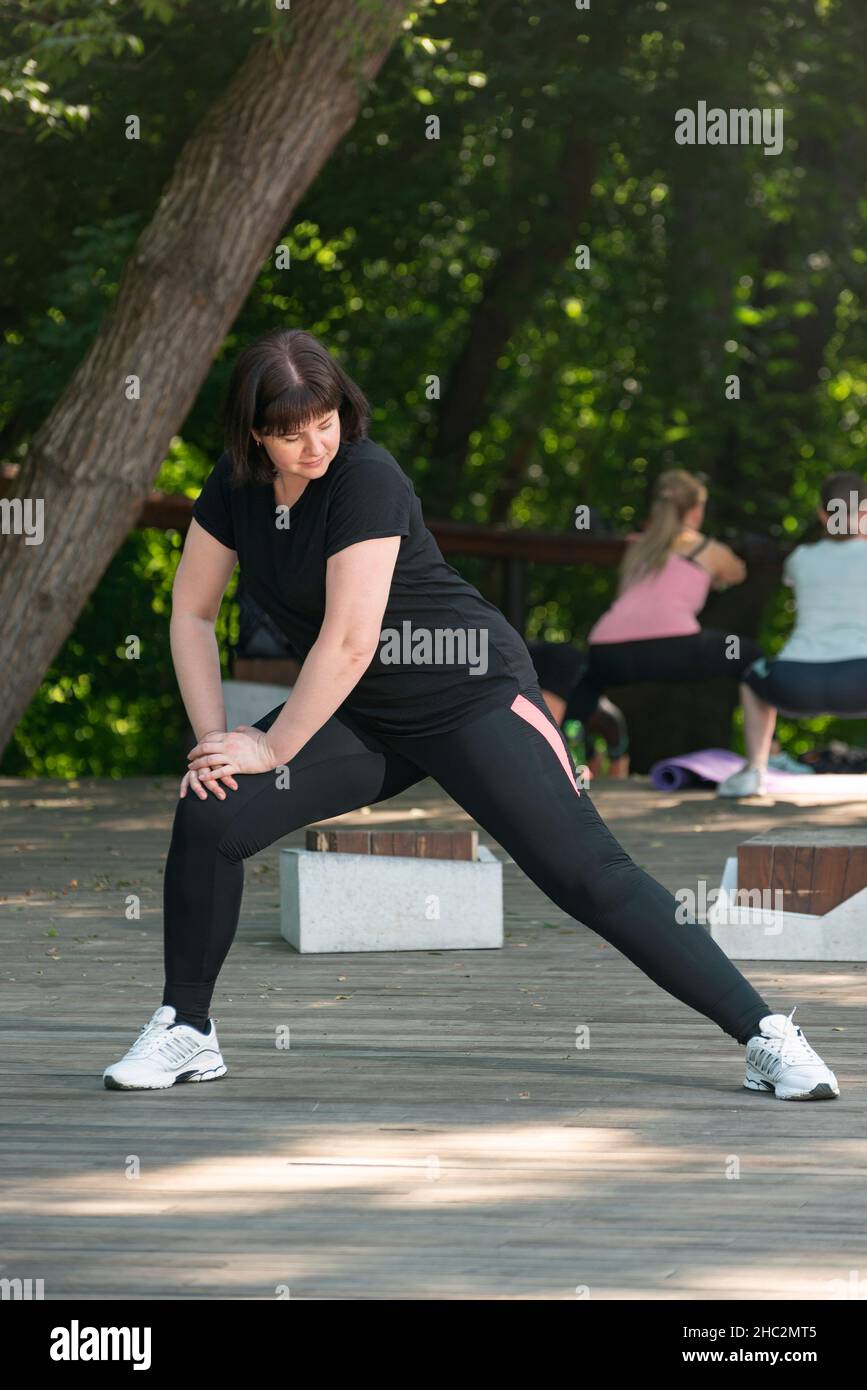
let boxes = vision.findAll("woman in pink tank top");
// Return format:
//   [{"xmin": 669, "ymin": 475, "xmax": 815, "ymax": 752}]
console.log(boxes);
[
  {"xmin": 548, "ymin": 470, "xmax": 763, "ymax": 773},
  {"xmin": 588, "ymin": 533, "xmax": 713, "ymax": 644}
]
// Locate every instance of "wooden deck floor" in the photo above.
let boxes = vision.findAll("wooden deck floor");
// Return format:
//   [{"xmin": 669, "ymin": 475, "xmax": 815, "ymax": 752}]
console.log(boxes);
[{"xmin": 1, "ymin": 772, "xmax": 865, "ymax": 1301}]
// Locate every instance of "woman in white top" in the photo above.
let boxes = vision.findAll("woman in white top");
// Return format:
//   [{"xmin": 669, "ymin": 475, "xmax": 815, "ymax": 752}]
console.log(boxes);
[{"xmin": 718, "ymin": 471, "xmax": 867, "ymax": 797}]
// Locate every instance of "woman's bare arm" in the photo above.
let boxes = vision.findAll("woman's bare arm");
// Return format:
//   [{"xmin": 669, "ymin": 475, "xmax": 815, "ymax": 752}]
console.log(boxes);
[
  {"xmin": 704, "ymin": 539, "xmax": 747, "ymax": 589},
  {"xmin": 171, "ymin": 520, "xmax": 239, "ymax": 796},
  {"xmin": 262, "ymin": 535, "xmax": 402, "ymax": 766},
  {"xmin": 677, "ymin": 531, "xmax": 747, "ymax": 589}
]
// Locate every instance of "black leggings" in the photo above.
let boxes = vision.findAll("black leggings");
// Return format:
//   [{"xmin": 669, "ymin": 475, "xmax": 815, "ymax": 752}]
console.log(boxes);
[
  {"xmin": 162, "ymin": 683, "xmax": 771, "ymax": 1045},
  {"xmin": 743, "ymin": 656, "xmax": 867, "ymax": 717},
  {"xmin": 565, "ymin": 629, "xmax": 764, "ymax": 724}
]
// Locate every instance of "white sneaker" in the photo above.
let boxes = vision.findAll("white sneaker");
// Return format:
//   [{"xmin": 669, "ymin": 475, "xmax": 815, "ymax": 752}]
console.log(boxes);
[
  {"xmin": 717, "ymin": 765, "xmax": 767, "ymax": 798},
  {"xmin": 744, "ymin": 1006, "xmax": 839, "ymax": 1101},
  {"xmin": 103, "ymin": 1004, "xmax": 227, "ymax": 1091}
]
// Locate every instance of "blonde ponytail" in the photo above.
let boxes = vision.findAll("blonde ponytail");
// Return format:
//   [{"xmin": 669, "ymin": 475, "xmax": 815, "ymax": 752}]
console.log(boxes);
[{"xmin": 618, "ymin": 470, "xmax": 707, "ymax": 594}]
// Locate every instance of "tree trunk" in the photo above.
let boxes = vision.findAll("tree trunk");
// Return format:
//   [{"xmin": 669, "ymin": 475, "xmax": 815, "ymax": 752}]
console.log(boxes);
[
  {"xmin": 425, "ymin": 132, "xmax": 595, "ymax": 513},
  {"xmin": 0, "ymin": 0, "xmax": 410, "ymax": 756}
]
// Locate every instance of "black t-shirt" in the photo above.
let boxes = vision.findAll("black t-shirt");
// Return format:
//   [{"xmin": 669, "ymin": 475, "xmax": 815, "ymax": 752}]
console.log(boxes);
[{"xmin": 191, "ymin": 437, "xmax": 538, "ymax": 736}]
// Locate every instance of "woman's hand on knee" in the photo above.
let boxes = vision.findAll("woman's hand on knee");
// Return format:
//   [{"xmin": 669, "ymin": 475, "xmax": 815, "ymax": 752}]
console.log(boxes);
[
  {"xmin": 181, "ymin": 729, "xmax": 240, "ymax": 800},
  {"xmin": 180, "ymin": 766, "xmax": 239, "ymax": 800},
  {"xmin": 185, "ymin": 725, "xmax": 277, "ymax": 781}
]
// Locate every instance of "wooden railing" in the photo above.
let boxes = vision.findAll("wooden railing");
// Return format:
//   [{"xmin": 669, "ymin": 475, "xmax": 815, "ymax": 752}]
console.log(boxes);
[{"xmin": 136, "ymin": 491, "xmax": 789, "ymax": 632}]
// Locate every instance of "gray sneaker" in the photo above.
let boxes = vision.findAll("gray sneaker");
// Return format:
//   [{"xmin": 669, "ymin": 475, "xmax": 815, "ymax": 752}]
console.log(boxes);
[{"xmin": 717, "ymin": 765, "xmax": 767, "ymax": 798}]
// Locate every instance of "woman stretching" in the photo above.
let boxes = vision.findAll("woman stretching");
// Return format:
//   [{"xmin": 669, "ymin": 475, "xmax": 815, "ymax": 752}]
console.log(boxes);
[
  {"xmin": 558, "ymin": 471, "xmax": 763, "ymax": 741},
  {"xmin": 718, "ymin": 470, "xmax": 867, "ymax": 797},
  {"xmin": 103, "ymin": 331, "xmax": 839, "ymax": 1101}
]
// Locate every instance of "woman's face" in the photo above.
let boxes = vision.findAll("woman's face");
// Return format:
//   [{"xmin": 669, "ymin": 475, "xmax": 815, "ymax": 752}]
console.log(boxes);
[{"xmin": 253, "ymin": 408, "xmax": 342, "ymax": 479}]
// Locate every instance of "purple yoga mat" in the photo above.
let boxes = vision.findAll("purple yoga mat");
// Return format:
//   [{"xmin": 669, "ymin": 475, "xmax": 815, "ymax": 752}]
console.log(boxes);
[
  {"xmin": 649, "ymin": 749, "xmax": 744, "ymax": 790},
  {"xmin": 649, "ymin": 748, "xmax": 867, "ymax": 796}
]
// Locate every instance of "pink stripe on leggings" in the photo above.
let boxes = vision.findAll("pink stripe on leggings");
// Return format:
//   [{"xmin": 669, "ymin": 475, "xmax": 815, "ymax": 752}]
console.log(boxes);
[{"xmin": 510, "ymin": 692, "xmax": 581, "ymax": 795}]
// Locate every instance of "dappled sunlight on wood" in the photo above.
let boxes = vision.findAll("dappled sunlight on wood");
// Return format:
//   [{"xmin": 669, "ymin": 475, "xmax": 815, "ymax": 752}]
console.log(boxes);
[
  {"xmin": 3, "ymin": 772, "xmax": 864, "ymax": 1296},
  {"xmin": 0, "ymin": 1125, "xmax": 688, "ymax": 1218},
  {"xmin": 4, "ymin": 1126, "xmax": 866, "ymax": 1223}
]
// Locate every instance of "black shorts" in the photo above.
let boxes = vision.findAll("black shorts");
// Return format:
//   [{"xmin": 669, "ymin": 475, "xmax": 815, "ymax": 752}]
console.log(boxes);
[
  {"xmin": 564, "ymin": 628, "xmax": 764, "ymax": 723},
  {"xmin": 742, "ymin": 657, "xmax": 867, "ymax": 717}
]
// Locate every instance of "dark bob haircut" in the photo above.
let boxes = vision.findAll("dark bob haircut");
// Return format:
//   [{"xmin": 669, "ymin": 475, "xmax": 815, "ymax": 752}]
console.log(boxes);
[{"xmin": 222, "ymin": 328, "xmax": 371, "ymax": 486}]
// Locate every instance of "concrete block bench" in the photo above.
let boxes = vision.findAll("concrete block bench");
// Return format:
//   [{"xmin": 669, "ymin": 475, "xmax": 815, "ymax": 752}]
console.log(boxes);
[
  {"xmin": 708, "ymin": 828, "xmax": 867, "ymax": 962},
  {"xmin": 279, "ymin": 829, "xmax": 503, "ymax": 953}
]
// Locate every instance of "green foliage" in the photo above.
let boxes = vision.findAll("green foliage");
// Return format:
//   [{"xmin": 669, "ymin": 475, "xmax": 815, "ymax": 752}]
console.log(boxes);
[{"xmin": 2, "ymin": 0, "xmax": 866, "ymax": 775}]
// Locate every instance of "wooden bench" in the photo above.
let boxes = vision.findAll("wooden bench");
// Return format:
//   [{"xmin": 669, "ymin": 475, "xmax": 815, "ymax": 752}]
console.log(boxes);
[
  {"xmin": 710, "ymin": 829, "xmax": 867, "ymax": 960},
  {"xmin": 280, "ymin": 831, "xmax": 501, "ymax": 953},
  {"xmin": 738, "ymin": 829, "xmax": 867, "ymax": 916},
  {"xmin": 306, "ymin": 829, "xmax": 478, "ymax": 860}
]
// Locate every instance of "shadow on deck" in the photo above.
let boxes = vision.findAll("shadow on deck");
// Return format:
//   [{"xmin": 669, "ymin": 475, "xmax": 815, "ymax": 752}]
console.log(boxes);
[{"xmin": 0, "ymin": 774, "xmax": 864, "ymax": 1300}]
